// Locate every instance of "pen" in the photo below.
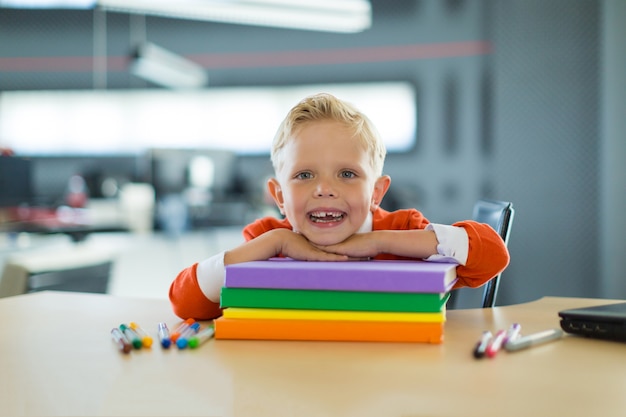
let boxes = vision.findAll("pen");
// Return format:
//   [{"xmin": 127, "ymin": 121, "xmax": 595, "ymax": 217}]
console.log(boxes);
[
  {"xmin": 486, "ymin": 329, "xmax": 506, "ymax": 358},
  {"xmin": 504, "ymin": 328, "xmax": 564, "ymax": 352},
  {"xmin": 473, "ymin": 331, "xmax": 493, "ymax": 359},
  {"xmin": 119, "ymin": 324, "xmax": 143, "ymax": 349},
  {"xmin": 158, "ymin": 322, "xmax": 172, "ymax": 349},
  {"xmin": 129, "ymin": 322, "xmax": 153, "ymax": 348},
  {"xmin": 176, "ymin": 322, "xmax": 201, "ymax": 349},
  {"xmin": 503, "ymin": 323, "xmax": 522, "ymax": 347},
  {"xmin": 189, "ymin": 325, "xmax": 215, "ymax": 349},
  {"xmin": 170, "ymin": 318, "xmax": 196, "ymax": 343},
  {"xmin": 111, "ymin": 327, "xmax": 132, "ymax": 354}
]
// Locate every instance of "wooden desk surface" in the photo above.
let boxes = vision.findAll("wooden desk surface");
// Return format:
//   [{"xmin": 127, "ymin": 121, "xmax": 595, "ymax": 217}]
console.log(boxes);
[{"xmin": 1, "ymin": 292, "xmax": 625, "ymax": 417}]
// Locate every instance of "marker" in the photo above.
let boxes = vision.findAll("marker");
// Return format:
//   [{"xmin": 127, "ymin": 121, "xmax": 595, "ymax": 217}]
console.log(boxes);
[
  {"xmin": 129, "ymin": 322, "xmax": 153, "ymax": 348},
  {"xmin": 485, "ymin": 329, "xmax": 507, "ymax": 358},
  {"xmin": 473, "ymin": 331, "xmax": 493, "ymax": 359},
  {"xmin": 505, "ymin": 328, "xmax": 564, "ymax": 352},
  {"xmin": 176, "ymin": 322, "xmax": 200, "ymax": 349},
  {"xmin": 158, "ymin": 322, "xmax": 172, "ymax": 349},
  {"xmin": 111, "ymin": 327, "xmax": 132, "ymax": 354},
  {"xmin": 170, "ymin": 318, "xmax": 196, "ymax": 343},
  {"xmin": 503, "ymin": 323, "xmax": 522, "ymax": 347},
  {"xmin": 188, "ymin": 325, "xmax": 215, "ymax": 349},
  {"xmin": 120, "ymin": 324, "xmax": 142, "ymax": 349}
]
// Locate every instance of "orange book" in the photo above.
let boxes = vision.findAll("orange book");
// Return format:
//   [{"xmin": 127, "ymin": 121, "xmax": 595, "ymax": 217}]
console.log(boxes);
[{"xmin": 214, "ymin": 317, "xmax": 444, "ymax": 343}]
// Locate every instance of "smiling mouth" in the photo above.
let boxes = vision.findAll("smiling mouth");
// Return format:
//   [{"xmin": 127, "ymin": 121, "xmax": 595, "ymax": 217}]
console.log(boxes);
[{"xmin": 309, "ymin": 211, "xmax": 345, "ymax": 223}]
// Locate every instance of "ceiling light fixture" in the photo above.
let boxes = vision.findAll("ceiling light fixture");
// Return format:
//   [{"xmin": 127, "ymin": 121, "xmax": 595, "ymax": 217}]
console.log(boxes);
[
  {"xmin": 130, "ymin": 42, "xmax": 208, "ymax": 89},
  {"xmin": 97, "ymin": 0, "xmax": 372, "ymax": 33}
]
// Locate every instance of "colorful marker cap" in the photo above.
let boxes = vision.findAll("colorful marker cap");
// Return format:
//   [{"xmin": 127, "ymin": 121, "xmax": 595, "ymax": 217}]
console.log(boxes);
[
  {"xmin": 188, "ymin": 338, "xmax": 199, "ymax": 349},
  {"xmin": 176, "ymin": 337, "xmax": 189, "ymax": 349}
]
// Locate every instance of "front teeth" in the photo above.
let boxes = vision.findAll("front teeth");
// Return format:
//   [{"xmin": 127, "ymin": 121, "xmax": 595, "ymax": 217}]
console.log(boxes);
[
  {"xmin": 312, "ymin": 212, "xmax": 342, "ymax": 218},
  {"xmin": 310, "ymin": 211, "xmax": 344, "ymax": 222}
]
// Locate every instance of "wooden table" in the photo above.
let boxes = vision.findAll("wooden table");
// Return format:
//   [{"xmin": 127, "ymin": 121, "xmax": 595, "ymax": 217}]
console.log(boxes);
[{"xmin": 1, "ymin": 291, "xmax": 625, "ymax": 417}]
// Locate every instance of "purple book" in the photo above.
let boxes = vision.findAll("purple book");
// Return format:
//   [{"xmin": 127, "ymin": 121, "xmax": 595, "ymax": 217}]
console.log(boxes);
[{"xmin": 224, "ymin": 258, "xmax": 458, "ymax": 293}]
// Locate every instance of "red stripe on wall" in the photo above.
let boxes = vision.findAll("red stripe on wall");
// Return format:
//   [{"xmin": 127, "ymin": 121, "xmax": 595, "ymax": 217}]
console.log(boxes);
[
  {"xmin": 0, "ymin": 56, "xmax": 129, "ymax": 72},
  {"xmin": 0, "ymin": 41, "xmax": 491, "ymax": 72},
  {"xmin": 192, "ymin": 41, "xmax": 492, "ymax": 69}
]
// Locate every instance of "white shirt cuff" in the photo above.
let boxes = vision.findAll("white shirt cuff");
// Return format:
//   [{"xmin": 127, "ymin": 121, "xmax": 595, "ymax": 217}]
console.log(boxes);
[
  {"xmin": 424, "ymin": 223, "xmax": 469, "ymax": 266},
  {"xmin": 196, "ymin": 250, "xmax": 226, "ymax": 303}
]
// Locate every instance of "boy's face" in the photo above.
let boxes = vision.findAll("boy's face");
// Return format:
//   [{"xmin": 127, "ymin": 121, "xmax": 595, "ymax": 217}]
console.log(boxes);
[{"xmin": 268, "ymin": 120, "xmax": 390, "ymax": 246}]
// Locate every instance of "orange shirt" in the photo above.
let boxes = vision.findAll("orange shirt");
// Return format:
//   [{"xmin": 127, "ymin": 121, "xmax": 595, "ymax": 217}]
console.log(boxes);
[{"xmin": 169, "ymin": 208, "xmax": 510, "ymax": 320}]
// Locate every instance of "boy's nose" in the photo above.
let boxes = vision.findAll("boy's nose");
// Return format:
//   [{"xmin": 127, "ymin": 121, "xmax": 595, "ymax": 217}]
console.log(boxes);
[{"xmin": 315, "ymin": 179, "xmax": 336, "ymax": 197}]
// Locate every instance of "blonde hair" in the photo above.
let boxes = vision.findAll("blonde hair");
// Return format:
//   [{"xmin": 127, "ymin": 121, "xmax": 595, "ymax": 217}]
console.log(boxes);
[{"xmin": 271, "ymin": 93, "xmax": 386, "ymax": 177}]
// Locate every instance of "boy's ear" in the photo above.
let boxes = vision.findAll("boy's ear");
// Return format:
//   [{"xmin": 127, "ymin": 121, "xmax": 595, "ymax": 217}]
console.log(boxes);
[
  {"xmin": 267, "ymin": 177, "xmax": 285, "ymax": 215},
  {"xmin": 370, "ymin": 175, "xmax": 391, "ymax": 211}
]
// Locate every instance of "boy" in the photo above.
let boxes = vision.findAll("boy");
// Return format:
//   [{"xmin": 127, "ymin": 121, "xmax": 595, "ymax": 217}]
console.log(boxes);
[{"xmin": 169, "ymin": 93, "xmax": 509, "ymax": 320}]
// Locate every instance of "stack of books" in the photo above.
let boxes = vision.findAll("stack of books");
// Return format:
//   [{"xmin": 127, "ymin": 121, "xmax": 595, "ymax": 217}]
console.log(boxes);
[{"xmin": 214, "ymin": 258, "xmax": 457, "ymax": 343}]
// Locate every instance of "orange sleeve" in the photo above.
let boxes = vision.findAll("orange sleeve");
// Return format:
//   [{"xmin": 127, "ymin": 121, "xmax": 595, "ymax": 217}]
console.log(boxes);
[
  {"xmin": 168, "ymin": 263, "xmax": 223, "ymax": 320},
  {"xmin": 451, "ymin": 220, "xmax": 510, "ymax": 289},
  {"xmin": 169, "ymin": 216, "xmax": 290, "ymax": 320},
  {"xmin": 371, "ymin": 208, "xmax": 509, "ymax": 290},
  {"xmin": 243, "ymin": 216, "xmax": 292, "ymax": 241}
]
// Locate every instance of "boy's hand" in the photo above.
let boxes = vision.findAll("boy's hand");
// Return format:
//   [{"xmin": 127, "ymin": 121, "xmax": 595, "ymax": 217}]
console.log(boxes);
[
  {"xmin": 275, "ymin": 229, "xmax": 350, "ymax": 261},
  {"xmin": 317, "ymin": 229, "xmax": 439, "ymax": 260},
  {"xmin": 315, "ymin": 232, "xmax": 381, "ymax": 258},
  {"xmin": 224, "ymin": 228, "xmax": 349, "ymax": 266}
]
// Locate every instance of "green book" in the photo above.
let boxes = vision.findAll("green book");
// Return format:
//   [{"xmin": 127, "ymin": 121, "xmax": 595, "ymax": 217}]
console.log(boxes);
[{"xmin": 220, "ymin": 287, "xmax": 449, "ymax": 313}]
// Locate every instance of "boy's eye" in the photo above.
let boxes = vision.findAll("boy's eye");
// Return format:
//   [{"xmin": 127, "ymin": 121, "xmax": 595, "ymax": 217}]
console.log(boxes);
[
  {"xmin": 295, "ymin": 172, "xmax": 313, "ymax": 180},
  {"xmin": 340, "ymin": 170, "xmax": 357, "ymax": 179}
]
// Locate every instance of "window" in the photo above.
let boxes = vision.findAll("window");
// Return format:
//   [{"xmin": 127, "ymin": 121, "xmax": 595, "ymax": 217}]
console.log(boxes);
[{"xmin": 0, "ymin": 82, "xmax": 416, "ymax": 155}]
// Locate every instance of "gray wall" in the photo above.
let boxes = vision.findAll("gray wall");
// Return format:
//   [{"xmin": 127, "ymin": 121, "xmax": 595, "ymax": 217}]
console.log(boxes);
[
  {"xmin": 600, "ymin": 0, "xmax": 626, "ymax": 300},
  {"xmin": 492, "ymin": 1, "xmax": 600, "ymax": 304},
  {"xmin": 1, "ymin": 1, "xmax": 624, "ymax": 305}
]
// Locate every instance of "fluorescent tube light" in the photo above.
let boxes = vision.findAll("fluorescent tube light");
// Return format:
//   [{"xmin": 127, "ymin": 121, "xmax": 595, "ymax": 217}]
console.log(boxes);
[
  {"xmin": 130, "ymin": 42, "xmax": 208, "ymax": 89},
  {"xmin": 98, "ymin": 0, "xmax": 371, "ymax": 33},
  {"xmin": 0, "ymin": 0, "xmax": 95, "ymax": 7}
]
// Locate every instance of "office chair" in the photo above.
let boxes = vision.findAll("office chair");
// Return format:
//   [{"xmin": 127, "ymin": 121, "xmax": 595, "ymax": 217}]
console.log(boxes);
[{"xmin": 448, "ymin": 199, "xmax": 514, "ymax": 309}]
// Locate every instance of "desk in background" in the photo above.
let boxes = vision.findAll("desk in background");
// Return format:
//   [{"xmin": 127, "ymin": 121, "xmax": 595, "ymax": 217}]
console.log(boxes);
[
  {"xmin": 0, "ymin": 203, "xmax": 128, "ymax": 297},
  {"xmin": 1, "ymin": 292, "xmax": 625, "ymax": 417},
  {"xmin": 0, "ymin": 206, "xmax": 127, "ymax": 243}
]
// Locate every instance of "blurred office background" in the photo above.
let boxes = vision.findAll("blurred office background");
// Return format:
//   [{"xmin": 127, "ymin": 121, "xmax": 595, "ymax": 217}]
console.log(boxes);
[{"xmin": 0, "ymin": 1, "xmax": 624, "ymax": 305}]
